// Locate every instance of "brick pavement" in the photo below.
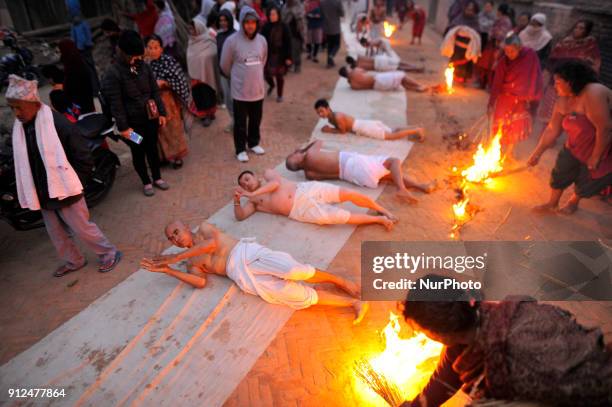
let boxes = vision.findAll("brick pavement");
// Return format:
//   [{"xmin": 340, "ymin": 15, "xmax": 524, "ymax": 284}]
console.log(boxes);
[{"xmin": 1, "ymin": 20, "xmax": 611, "ymax": 407}]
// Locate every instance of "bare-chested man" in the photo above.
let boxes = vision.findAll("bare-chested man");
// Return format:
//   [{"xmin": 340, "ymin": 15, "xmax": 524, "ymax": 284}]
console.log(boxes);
[
  {"xmin": 141, "ymin": 221, "xmax": 369, "ymax": 323},
  {"xmin": 314, "ymin": 98, "xmax": 424, "ymax": 141},
  {"xmin": 339, "ymin": 65, "xmax": 428, "ymax": 92},
  {"xmin": 234, "ymin": 169, "xmax": 397, "ymax": 230},
  {"xmin": 285, "ymin": 140, "xmax": 436, "ymax": 203},
  {"xmin": 350, "ymin": 37, "xmax": 424, "ymax": 72}
]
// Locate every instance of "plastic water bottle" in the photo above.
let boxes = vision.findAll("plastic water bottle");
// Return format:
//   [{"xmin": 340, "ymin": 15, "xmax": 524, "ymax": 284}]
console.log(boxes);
[{"xmin": 128, "ymin": 131, "xmax": 143, "ymax": 144}]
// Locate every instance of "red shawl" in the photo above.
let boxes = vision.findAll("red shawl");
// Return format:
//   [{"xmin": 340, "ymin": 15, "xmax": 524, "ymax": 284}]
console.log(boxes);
[
  {"xmin": 488, "ymin": 47, "xmax": 542, "ymax": 109},
  {"xmin": 549, "ymin": 35, "xmax": 601, "ymax": 73}
]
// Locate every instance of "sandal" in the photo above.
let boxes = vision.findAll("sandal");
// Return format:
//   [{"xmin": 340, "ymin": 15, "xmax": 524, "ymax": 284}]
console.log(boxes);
[
  {"xmin": 144, "ymin": 184, "xmax": 155, "ymax": 196},
  {"xmin": 98, "ymin": 251, "xmax": 123, "ymax": 273},
  {"xmin": 172, "ymin": 159, "xmax": 183, "ymax": 169},
  {"xmin": 53, "ymin": 260, "xmax": 88, "ymax": 278},
  {"xmin": 154, "ymin": 179, "xmax": 170, "ymax": 190}
]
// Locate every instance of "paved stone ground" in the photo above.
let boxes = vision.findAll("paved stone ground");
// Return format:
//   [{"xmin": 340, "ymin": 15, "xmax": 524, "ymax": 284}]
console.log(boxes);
[{"xmin": 1, "ymin": 19, "xmax": 611, "ymax": 407}]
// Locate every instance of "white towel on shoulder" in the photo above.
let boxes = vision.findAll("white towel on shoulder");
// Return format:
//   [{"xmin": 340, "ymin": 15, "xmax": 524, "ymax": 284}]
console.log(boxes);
[{"xmin": 12, "ymin": 104, "xmax": 83, "ymax": 210}]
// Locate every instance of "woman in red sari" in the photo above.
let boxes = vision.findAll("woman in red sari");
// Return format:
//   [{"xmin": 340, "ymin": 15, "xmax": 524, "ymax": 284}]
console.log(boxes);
[
  {"xmin": 476, "ymin": 3, "xmax": 514, "ymax": 88},
  {"xmin": 488, "ymin": 33, "xmax": 542, "ymax": 159},
  {"xmin": 528, "ymin": 61, "xmax": 611, "ymax": 214},
  {"xmin": 537, "ymin": 20, "xmax": 601, "ymax": 126}
]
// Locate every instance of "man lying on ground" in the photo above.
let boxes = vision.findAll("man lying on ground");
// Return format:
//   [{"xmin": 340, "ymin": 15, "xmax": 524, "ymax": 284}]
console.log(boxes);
[
  {"xmin": 234, "ymin": 169, "xmax": 397, "ymax": 230},
  {"xmin": 285, "ymin": 139, "xmax": 436, "ymax": 203},
  {"xmin": 141, "ymin": 221, "xmax": 369, "ymax": 324},
  {"xmin": 339, "ymin": 65, "xmax": 428, "ymax": 92},
  {"xmin": 314, "ymin": 98, "xmax": 424, "ymax": 141},
  {"xmin": 352, "ymin": 37, "xmax": 424, "ymax": 72}
]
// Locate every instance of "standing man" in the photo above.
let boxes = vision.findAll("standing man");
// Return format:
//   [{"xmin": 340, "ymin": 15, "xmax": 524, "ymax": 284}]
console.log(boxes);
[
  {"xmin": 220, "ymin": 6, "xmax": 268, "ymax": 162},
  {"xmin": 70, "ymin": 15, "xmax": 100, "ymax": 95},
  {"xmin": 5, "ymin": 75, "xmax": 121, "ymax": 277},
  {"xmin": 320, "ymin": 0, "xmax": 344, "ymax": 68}
]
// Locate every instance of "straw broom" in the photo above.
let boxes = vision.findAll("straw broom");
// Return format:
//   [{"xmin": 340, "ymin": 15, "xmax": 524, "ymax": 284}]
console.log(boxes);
[{"xmin": 354, "ymin": 358, "xmax": 404, "ymax": 407}]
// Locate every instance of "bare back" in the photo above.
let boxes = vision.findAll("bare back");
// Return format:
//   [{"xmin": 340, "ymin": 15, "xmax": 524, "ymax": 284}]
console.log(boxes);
[
  {"xmin": 304, "ymin": 149, "xmax": 341, "ymax": 176},
  {"xmin": 250, "ymin": 176, "xmax": 297, "ymax": 216},
  {"xmin": 348, "ymin": 68, "xmax": 375, "ymax": 89},
  {"xmin": 330, "ymin": 111, "xmax": 355, "ymax": 133},
  {"xmin": 188, "ymin": 223, "xmax": 238, "ymax": 276}
]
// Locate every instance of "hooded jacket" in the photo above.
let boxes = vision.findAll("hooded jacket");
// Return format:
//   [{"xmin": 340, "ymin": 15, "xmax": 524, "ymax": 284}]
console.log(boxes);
[
  {"xmin": 220, "ymin": 6, "xmax": 268, "ymax": 101},
  {"xmin": 216, "ymin": 9, "xmax": 236, "ymax": 64}
]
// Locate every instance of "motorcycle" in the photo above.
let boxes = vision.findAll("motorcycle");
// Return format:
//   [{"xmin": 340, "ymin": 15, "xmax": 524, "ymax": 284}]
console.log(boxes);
[
  {"xmin": 0, "ymin": 31, "xmax": 40, "ymax": 90},
  {"xmin": 0, "ymin": 113, "xmax": 120, "ymax": 231}
]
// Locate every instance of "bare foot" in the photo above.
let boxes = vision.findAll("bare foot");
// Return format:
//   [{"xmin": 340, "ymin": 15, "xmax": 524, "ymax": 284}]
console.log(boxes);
[
  {"xmin": 407, "ymin": 128, "xmax": 425, "ymax": 143},
  {"xmin": 531, "ymin": 203, "xmax": 558, "ymax": 214},
  {"xmin": 380, "ymin": 217, "xmax": 395, "ymax": 231},
  {"xmin": 353, "ymin": 301, "xmax": 370, "ymax": 325},
  {"xmin": 423, "ymin": 179, "xmax": 438, "ymax": 193},
  {"xmin": 396, "ymin": 190, "xmax": 418, "ymax": 204},
  {"xmin": 559, "ymin": 200, "xmax": 579, "ymax": 215},
  {"xmin": 342, "ymin": 279, "xmax": 361, "ymax": 298},
  {"xmin": 379, "ymin": 209, "xmax": 398, "ymax": 222},
  {"xmin": 415, "ymin": 85, "xmax": 429, "ymax": 93}
]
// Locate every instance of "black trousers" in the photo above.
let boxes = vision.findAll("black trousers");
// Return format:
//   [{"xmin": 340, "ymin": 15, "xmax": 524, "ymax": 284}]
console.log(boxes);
[
  {"xmin": 126, "ymin": 119, "xmax": 161, "ymax": 185},
  {"xmin": 326, "ymin": 33, "xmax": 341, "ymax": 61},
  {"xmin": 233, "ymin": 99, "xmax": 263, "ymax": 154},
  {"xmin": 551, "ymin": 147, "xmax": 612, "ymax": 198}
]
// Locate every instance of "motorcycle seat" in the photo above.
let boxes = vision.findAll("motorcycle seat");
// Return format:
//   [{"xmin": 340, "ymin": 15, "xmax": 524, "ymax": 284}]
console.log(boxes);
[{"xmin": 76, "ymin": 113, "xmax": 112, "ymax": 140}]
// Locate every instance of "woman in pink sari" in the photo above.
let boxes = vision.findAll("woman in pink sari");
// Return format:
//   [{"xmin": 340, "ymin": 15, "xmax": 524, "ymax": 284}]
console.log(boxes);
[{"xmin": 488, "ymin": 33, "xmax": 542, "ymax": 159}]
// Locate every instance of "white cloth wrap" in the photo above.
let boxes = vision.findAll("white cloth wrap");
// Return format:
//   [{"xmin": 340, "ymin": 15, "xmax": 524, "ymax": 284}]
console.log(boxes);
[
  {"xmin": 352, "ymin": 119, "xmax": 391, "ymax": 140},
  {"xmin": 226, "ymin": 238, "xmax": 318, "ymax": 309},
  {"xmin": 12, "ymin": 104, "xmax": 83, "ymax": 211},
  {"xmin": 339, "ymin": 151, "xmax": 390, "ymax": 188},
  {"xmin": 373, "ymin": 71, "xmax": 405, "ymax": 91},
  {"xmin": 374, "ymin": 55, "xmax": 400, "ymax": 71},
  {"xmin": 440, "ymin": 25, "xmax": 482, "ymax": 63},
  {"xmin": 288, "ymin": 181, "xmax": 351, "ymax": 225}
]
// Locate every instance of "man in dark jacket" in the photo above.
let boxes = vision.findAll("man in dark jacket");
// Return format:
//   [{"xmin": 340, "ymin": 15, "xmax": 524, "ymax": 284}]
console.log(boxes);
[
  {"xmin": 320, "ymin": 0, "xmax": 344, "ymax": 68},
  {"xmin": 102, "ymin": 30, "xmax": 170, "ymax": 196},
  {"xmin": 6, "ymin": 75, "xmax": 121, "ymax": 277},
  {"xmin": 216, "ymin": 9, "xmax": 237, "ymax": 133}
]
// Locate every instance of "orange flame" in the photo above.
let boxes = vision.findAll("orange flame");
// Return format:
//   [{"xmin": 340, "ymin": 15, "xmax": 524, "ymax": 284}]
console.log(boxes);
[
  {"xmin": 383, "ymin": 21, "xmax": 397, "ymax": 38},
  {"xmin": 452, "ymin": 197, "xmax": 469, "ymax": 221},
  {"xmin": 355, "ymin": 312, "xmax": 444, "ymax": 404},
  {"xmin": 461, "ymin": 128, "xmax": 505, "ymax": 183},
  {"xmin": 445, "ymin": 63, "xmax": 455, "ymax": 94}
]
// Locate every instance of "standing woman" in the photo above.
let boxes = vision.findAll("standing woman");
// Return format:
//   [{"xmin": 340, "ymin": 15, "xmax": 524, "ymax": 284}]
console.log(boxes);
[
  {"xmin": 528, "ymin": 61, "xmax": 611, "ymax": 214},
  {"xmin": 187, "ymin": 17, "xmax": 220, "ymax": 127},
  {"xmin": 476, "ymin": 3, "xmax": 514, "ymax": 89},
  {"xmin": 305, "ymin": 0, "xmax": 323, "ymax": 63},
  {"xmin": 282, "ymin": 0, "xmax": 306, "ymax": 73},
  {"xmin": 102, "ymin": 30, "xmax": 170, "ymax": 197},
  {"xmin": 145, "ymin": 35, "xmax": 190, "ymax": 169},
  {"xmin": 537, "ymin": 20, "xmax": 601, "ymax": 129},
  {"xmin": 519, "ymin": 13, "xmax": 552, "ymax": 66},
  {"xmin": 406, "ymin": 1, "xmax": 426, "ymax": 45},
  {"xmin": 262, "ymin": 6, "xmax": 292, "ymax": 103},
  {"xmin": 58, "ymin": 39, "xmax": 95, "ymax": 114},
  {"xmin": 369, "ymin": 0, "xmax": 387, "ymax": 40},
  {"xmin": 216, "ymin": 9, "xmax": 237, "ymax": 133}
]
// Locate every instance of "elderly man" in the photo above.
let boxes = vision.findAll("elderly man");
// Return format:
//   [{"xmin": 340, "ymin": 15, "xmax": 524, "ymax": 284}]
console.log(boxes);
[
  {"xmin": 141, "ymin": 221, "xmax": 369, "ymax": 324},
  {"xmin": 5, "ymin": 75, "xmax": 121, "ymax": 277},
  {"xmin": 234, "ymin": 169, "xmax": 397, "ymax": 230},
  {"xmin": 314, "ymin": 98, "xmax": 424, "ymax": 141},
  {"xmin": 488, "ymin": 33, "xmax": 543, "ymax": 159},
  {"xmin": 339, "ymin": 65, "xmax": 428, "ymax": 92},
  {"xmin": 285, "ymin": 140, "xmax": 436, "ymax": 203}
]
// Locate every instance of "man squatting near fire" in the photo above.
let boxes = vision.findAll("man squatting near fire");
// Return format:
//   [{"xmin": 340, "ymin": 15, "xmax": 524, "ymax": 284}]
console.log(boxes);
[
  {"xmin": 141, "ymin": 221, "xmax": 369, "ymax": 324},
  {"xmin": 285, "ymin": 139, "xmax": 437, "ymax": 204}
]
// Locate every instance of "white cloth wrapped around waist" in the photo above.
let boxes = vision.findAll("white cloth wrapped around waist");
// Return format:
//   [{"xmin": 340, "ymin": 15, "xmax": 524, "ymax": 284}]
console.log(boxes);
[
  {"xmin": 288, "ymin": 181, "xmax": 351, "ymax": 225},
  {"xmin": 226, "ymin": 238, "xmax": 318, "ymax": 310},
  {"xmin": 352, "ymin": 119, "xmax": 392, "ymax": 140},
  {"xmin": 374, "ymin": 55, "xmax": 400, "ymax": 71},
  {"xmin": 373, "ymin": 71, "xmax": 405, "ymax": 91},
  {"xmin": 339, "ymin": 151, "xmax": 390, "ymax": 188}
]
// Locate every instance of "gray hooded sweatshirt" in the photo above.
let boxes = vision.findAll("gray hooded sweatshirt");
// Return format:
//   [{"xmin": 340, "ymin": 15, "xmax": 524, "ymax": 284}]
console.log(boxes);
[{"xmin": 220, "ymin": 6, "xmax": 268, "ymax": 102}]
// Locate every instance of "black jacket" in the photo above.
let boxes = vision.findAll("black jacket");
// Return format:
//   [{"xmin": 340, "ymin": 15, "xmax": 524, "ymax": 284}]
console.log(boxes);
[
  {"xmin": 23, "ymin": 110, "xmax": 93, "ymax": 209},
  {"xmin": 101, "ymin": 60, "xmax": 166, "ymax": 132},
  {"xmin": 261, "ymin": 21, "xmax": 292, "ymax": 64}
]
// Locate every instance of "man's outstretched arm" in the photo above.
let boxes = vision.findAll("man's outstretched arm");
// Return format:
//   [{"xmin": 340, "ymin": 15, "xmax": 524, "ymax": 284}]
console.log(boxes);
[
  {"xmin": 150, "ymin": 237, "xmax": 217, "ymax": 266},
  {"xmin": 141, "ymin": 260, "xmax": 207, "ymax": 289},
  {"xmin": 234, "ymin": 189, "xmax": 258, "ymax": 221}
]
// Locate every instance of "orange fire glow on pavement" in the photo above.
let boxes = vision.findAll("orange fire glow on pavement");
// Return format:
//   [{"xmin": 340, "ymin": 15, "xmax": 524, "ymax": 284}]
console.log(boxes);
[
  {"xmin": 383, "ymin": 21, "xmax": 397, "ymax": 38},
  {"xmin": 355, "ymin": 312, "xmax": 444, "ymax": 405},
  {"xmin": 445, "ymin": 64, "xmax": 455, "ymax": 94}
]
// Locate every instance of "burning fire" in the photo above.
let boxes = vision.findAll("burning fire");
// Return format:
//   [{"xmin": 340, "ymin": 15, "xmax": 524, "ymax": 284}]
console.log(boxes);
[
  {"xmin": 452, "ymin": 196, "xmax": 469, "ymax": 221},
  {"xmin": 445, "ymin": 63, "xmax": 455, "ymax": 94},
  {"xmin": 461, "ymin": 128, "xmax": 505, "ymax": 183},
  {"xmin": 383, "ymin": 21, "xmax": 397, "ymax": 38},
  {"xmin": 355, "ymin": 312, "xmax": 443, "ymax": 405}
]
